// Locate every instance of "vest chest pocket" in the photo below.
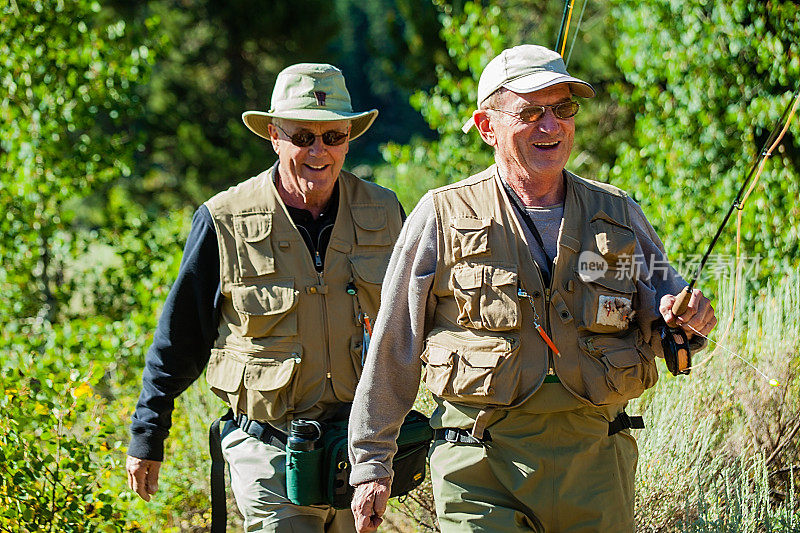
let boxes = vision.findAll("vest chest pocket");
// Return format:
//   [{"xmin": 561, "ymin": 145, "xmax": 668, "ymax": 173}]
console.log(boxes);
[
  {"xmin": 352, "ymin": 204, "xmax": 392, "ymax": 246},
  {"xmin": 231, "ymin": 279, "xmax": 298, "ymax": 338},
  {"xmin": 590, "ymin": 213, "xmax": 636, "ymax": 264},
  {"xmin": 234, "ymin": 212, "xmax": 275, "ymax": 278},
  {"xmin": 421, "ymin": 329, "xmax": 521, "ymax": 406},
  {"xmin": 450, "ymin": 217, "xmax": 490, "ymax": 260},
  {"xmin": 576, "ymin": 270, "xmax": 636, "ymax": 334},
  {"xmin": 452, "ymin": 263, "xmax": 520, "ymax": 331},
  {"xmin": 577, "ymin": 331, "xmax": 658, "ymax": 405},
  {"xmin": 348, "ymin": 251, "xmax": 392, "ymax": 320}
]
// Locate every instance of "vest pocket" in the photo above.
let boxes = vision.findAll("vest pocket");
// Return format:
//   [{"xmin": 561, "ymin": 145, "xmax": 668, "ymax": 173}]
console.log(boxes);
[
  {"xmin": 348, "ymin": 251, "xmax": 391, "ymax": 319},
  {"xmin": 576, "ymin": 271, "xmax": 635, "ymax": 334},
  {"xmin": 352, "ymin": 204, "xmax": 391, "ymax": 246},
  {"xmin": 205, "ymin": 344, "xmax": 303, "ymax": 420},
  {"xmin": 231, "ymin": 279, "xmax": 298, "ymax": 338},
  {"xmin": 421, "ymin": 329, "xmax": 521, "ymax": 406},
  {"xmin": 578, "ymin": 331, "xmax": 658, "ymax": 404},
  {"xmin": 234, "ymin": 212, "xmax": 275, "ymax": 278},
  {"xmin": 452, "ymin": 263, "xmax": 520, "ymax": 331},
  {"xmin": 450, "ymin": 217, "xmax": 490, "ymax": 259},
  {"xmin": 590, "ymin": 213, "xmax": 635, "ymax": 263}
]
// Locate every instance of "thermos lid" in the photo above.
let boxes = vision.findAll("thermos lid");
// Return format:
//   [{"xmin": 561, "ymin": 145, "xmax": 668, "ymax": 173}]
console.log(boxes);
[{"xmin": 290, "ymin": 419, "xmax": 322, "ymax": 440}]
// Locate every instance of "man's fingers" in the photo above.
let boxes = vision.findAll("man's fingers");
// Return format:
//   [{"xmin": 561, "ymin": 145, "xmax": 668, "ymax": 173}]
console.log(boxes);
[
  {"xmin": 145, "ymin": 461, "xmax": 161, "ymax": 494},
  {"xmin": 126, "ymin": 456, "xmax": 161, "ymax": 502}
]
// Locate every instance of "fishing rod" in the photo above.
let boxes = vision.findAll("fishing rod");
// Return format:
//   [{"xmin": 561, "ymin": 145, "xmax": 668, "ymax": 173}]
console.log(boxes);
[
  {"xmin": 554, "ymin": 0, "xmax": 575, "ymax": 57},
  {"xmin": 665, "ymin": 86, "xmax": 800, "ymax": 376}
]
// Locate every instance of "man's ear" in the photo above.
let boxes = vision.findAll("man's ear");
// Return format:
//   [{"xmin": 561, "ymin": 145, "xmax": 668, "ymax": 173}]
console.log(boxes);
[
  {"xmin": 473, "ymin": 110, "xmax": 496, "ymax": 147},
  {"xmin": 267, "ymin": 123, "xmax": 281, "ymax": 155}
]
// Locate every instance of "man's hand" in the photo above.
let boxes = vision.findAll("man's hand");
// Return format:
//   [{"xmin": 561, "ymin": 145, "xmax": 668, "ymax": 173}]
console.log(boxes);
[
  {"xmin": 659, "ymin": 288, "xmax": 717, "ymax": 338},
  {"xmin": 351, "ymin": 478, "xmax": 392, "ymax": 533},
  {"xmin": 126, "ymin": 455, "xmax": 162, "ymax": 502}
]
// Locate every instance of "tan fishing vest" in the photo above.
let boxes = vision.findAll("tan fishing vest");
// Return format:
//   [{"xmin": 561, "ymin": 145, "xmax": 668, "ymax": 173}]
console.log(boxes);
[
  {"xmin": 423, "ymin": 167, "xmax": 658, "ymax": 413},
  {"xmin": 204, "ymin": 165, "xmax": 403, "ymax": 426}
]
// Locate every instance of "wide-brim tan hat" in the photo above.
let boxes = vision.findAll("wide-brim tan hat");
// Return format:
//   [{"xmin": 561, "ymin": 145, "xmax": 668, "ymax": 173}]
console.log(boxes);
[
  {"xmin": 462, "ymin": 45, "xmax": 595, "ymax": 133},
  {"xmin": 243, "ymin": 63, "xmax": 378, "ymax": 141}
]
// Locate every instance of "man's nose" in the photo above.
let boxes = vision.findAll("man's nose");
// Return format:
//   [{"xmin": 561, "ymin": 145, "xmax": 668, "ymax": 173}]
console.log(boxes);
[
  {"xmin": 537, "ymin": 108, "xmax": 560, "ymax": 134},
  {"xmin": 307, "ymin": 134, "xmax": 326, "ymax": 154}
]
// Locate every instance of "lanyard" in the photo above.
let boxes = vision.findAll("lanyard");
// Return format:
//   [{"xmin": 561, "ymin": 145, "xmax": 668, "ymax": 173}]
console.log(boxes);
[{"xmin": 500, "ymin": 179, "xmax": 556, "ymax": 286}]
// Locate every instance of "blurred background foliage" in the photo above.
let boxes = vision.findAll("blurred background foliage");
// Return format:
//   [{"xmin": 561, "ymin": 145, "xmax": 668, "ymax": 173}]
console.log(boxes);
[{"xmin": 1, "ymin": 0, "xmax": 798, "ymax": 530}]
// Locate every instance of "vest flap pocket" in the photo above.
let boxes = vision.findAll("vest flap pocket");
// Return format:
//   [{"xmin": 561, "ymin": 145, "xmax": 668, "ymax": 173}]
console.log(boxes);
[
  {"xmin": 421, "ymin": 342, "xmax": 455, "ymax": 366},
  {"xmin": 452, "ymin": 263, "xmax": 483, "ymax": 290},
  {"xmin": 352, "ymin": 204, "xmax": 388, "ymax": 231},
  {"xmin": 422, "ymin": 329, "xmax": 520, "ymax": 406},
  {"xmin": 487, "ymin": 265, "xmax": 517, "ymax": 286},
  {"xmin": 349, "ymin": 252, "xmax": 390, "ymax": 285},
  {"xmin": 234, "ymin": 212, "xmax": 273, "ymax": 243},
  {"xmin": 230, "ymin": 280, "xmax": 298, "ymax": 338},
  {"xmin": 206, "ymin": 349, "xmax": 246, "ymax": 393},
  {"xmin": 232, "ymin": 280, "xmax": 296, "ymax": 316},
  {"xmin": 352, "ymin": 204, "xmax": 391, "ymax": 246},
  {"xmin": 583, "ymin": 336, "xmax": 642, "ymax": 368},
  {"xmin": 243, "ymin": 345, "xmax": 302, "ymax": 391},
  {"xmin": 584, "ymin": 270, "xmax": 635, "ymax": 293},
  {"xmin": 458, "ymin": 349, "xmax": 502, "ymax": 369},
  {"xmin": 451, "ymin": 217, "xmax": 490, "ymax": 258},
  {"xmin": 590, "ymin": 212, "xmax": 635, "ymax": 261}
]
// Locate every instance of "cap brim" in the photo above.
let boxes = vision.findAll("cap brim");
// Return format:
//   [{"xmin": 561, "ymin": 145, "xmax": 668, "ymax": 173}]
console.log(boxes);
[
  {"xmin": 462, "ymin": 74, "xmax": 595, "ymax": 133},
  {"xmin": 503, "ymin": 72, "xmax": 595, "ymax": 99},
  {"xmin": 242, "ymin": 109, "xmax": 378, "ymax": 141}
]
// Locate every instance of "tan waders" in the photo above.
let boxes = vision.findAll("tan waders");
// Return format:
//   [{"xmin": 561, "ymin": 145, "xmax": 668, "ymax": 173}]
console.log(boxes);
[{"xmin": 430, "ymin": 384, "xmax": 637, "ymax": 533}]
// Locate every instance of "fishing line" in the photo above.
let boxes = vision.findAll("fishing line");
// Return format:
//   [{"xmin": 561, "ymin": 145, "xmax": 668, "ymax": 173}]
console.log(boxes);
[{"xmin": 685, "ymin": 324, "xmax": 780, "ymax": 386}]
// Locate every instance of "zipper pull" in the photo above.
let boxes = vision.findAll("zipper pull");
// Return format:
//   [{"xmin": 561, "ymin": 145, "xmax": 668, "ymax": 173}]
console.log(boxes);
[
  {"xmin": 544, "ymin": 287, "xmax": 551, "ymax": 303},
  {"xmin": 315, "ymin": 250, "xmax": 322, "ymax": 269}
]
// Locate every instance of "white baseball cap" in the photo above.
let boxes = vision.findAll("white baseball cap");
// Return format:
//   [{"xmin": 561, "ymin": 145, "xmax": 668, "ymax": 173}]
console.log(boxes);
[{"xmin": 462, "ymin": 44, "xmax": 595, "ymax": 133}]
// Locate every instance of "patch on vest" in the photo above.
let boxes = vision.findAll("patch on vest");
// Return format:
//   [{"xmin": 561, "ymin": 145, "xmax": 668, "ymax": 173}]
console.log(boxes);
[{"xmin": 596, "ymin": 295, "xmax": 634, "ymax": 328}]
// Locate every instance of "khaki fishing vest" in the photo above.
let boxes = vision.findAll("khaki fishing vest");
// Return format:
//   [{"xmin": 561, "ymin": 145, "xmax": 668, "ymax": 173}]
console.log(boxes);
[
  {"xmin": 204, "ymin": 166, "xmax": 403, "ymax": 425},
  {"xmin": 423, "ymin": 167, "xmax": 658, "ymax": 411}
]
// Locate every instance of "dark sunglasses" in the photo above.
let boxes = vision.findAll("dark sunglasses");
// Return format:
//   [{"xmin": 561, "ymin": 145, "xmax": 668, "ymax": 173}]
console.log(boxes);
[
  {"xmin": 273, "ymin": 123, "xmax": 349, "ymax": 147},
  {"xmin": 488, "ymin": 100, "xmax": 580, "ymax": 122}
]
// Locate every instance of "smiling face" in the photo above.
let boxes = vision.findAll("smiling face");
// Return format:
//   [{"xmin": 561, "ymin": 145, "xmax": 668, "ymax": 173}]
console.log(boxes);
[
  {"xmin": 475, "ymin": 84, "xmax": 575, "ymax": 192},
  {"xmin": 268, "ymin": 118, "xmax": 350, "ymax": 211}
]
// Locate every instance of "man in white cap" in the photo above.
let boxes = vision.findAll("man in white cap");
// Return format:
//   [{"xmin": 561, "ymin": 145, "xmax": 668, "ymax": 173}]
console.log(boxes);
[
  {"xmin": 126, "ymin": 63, "xmax": 404, "ymax": 532},
  {"xmin": 347, "ymin": 45, "xmax": 716, "ymax": 532}
]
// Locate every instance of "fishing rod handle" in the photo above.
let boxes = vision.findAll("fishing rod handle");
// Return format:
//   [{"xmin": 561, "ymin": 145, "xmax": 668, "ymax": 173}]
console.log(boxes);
[{"xmin": 671, "ymin": 286, "xmax": 692, "ymax": 317}]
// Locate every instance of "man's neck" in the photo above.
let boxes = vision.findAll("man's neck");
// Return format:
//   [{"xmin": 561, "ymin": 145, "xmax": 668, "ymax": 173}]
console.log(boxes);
[
  {"xmin": 275, "ymin": 171, "xmax": 336, "ymax": 219},
  {"xmin": 499, "ymin": 165, "xmax": 566, "ymax": 207}
]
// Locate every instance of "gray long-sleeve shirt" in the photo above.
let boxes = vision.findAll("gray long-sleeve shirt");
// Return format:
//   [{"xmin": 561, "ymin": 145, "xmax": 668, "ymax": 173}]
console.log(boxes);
[{"xmin": 347, "ymin": 175, "xmax": 688, "ymax": 485}]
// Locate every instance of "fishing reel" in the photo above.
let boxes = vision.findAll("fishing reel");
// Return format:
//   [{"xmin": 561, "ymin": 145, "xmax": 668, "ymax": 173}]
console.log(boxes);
[{"xmin": 658, "ymin": 320, "xmax": 691, "ymax": 376}]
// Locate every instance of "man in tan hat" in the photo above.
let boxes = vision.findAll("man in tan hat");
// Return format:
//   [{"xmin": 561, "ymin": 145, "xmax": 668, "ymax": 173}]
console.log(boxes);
[
  {"xmin": 126, "ymin": 63, "xmax": 404, "ymax": 531},
  {"xmin": 347, "ymin": 45, "xmax": 716, "ymax": 532}
]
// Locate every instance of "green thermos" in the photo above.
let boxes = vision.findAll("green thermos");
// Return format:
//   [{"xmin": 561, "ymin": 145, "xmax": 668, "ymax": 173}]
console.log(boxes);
[{"xmin": 285, "ymin": 419, "xmax": 324, "ymax": 505}]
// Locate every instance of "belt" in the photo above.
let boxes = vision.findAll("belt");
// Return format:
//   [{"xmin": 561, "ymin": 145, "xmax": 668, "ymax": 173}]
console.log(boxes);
[
  {"xmin": 435, "ymin": 410, "xmax": 643, "ymax": 445},
  {"xmin": 608, "ymin": 411, "xmax": 644, "ymax": 436},
  {"xmin": 221, "ymin": 409, "xmax": 288, "ymax": 451},
  {"xmin": 434, "ymin": 427, "xmax": 492, "ymax": 444}
]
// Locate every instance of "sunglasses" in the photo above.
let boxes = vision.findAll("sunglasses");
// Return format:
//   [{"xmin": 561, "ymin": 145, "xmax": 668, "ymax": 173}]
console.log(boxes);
[
  {"xmin": 488, "ymin": 100, "xmax": 580, "ymax": 122},
  {"xmin": 273, "ymin": 123, "xmax": 349, "ymax": 147}
]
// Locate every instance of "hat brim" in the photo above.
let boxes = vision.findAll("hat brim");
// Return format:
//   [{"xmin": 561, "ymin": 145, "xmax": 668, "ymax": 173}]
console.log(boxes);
[
  {"xmin": 242, "ymin": 108, "xmax": 378, "ymax": 141},
  {"xmin": 461, "ymin": 75, "xmax": 596, "ymax": 133}
]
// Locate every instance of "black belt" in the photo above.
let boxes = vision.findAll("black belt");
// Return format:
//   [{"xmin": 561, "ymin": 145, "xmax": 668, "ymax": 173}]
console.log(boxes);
[
  {"xmin": 434, "ymin": 427, "xmax": 492, "ymax": 444},
  {"xmin": 435, "ymin": 411, "xmax": 643, "ymax": 445},
  {"xmin": 228, "ymin": 411, "xmax": 288, "ymax": 451},
  {"xmin": 608, "ymin": 411, "xmax": 644, "ymax": 436}
]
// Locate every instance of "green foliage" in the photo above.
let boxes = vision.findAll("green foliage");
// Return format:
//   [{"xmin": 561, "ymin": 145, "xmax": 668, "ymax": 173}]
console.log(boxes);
[
  {"xmin": 608, "ymin": 0, "xmax": 800, "ymax": 279},
  {"xmin": 0, "ymin": 0, "xmax": 161, "ymax": 321}
]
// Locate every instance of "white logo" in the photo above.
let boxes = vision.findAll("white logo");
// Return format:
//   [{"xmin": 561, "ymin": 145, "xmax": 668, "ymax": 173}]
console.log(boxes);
[{"xmin": 577, "ymin": 251, "xmax": 608, "ymax": 282}]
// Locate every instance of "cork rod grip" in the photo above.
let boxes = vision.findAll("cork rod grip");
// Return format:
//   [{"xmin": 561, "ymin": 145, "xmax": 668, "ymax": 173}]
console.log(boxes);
[{"xmin": 671, "ymin": 286, "xmax": 692, "ymax": 317}]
